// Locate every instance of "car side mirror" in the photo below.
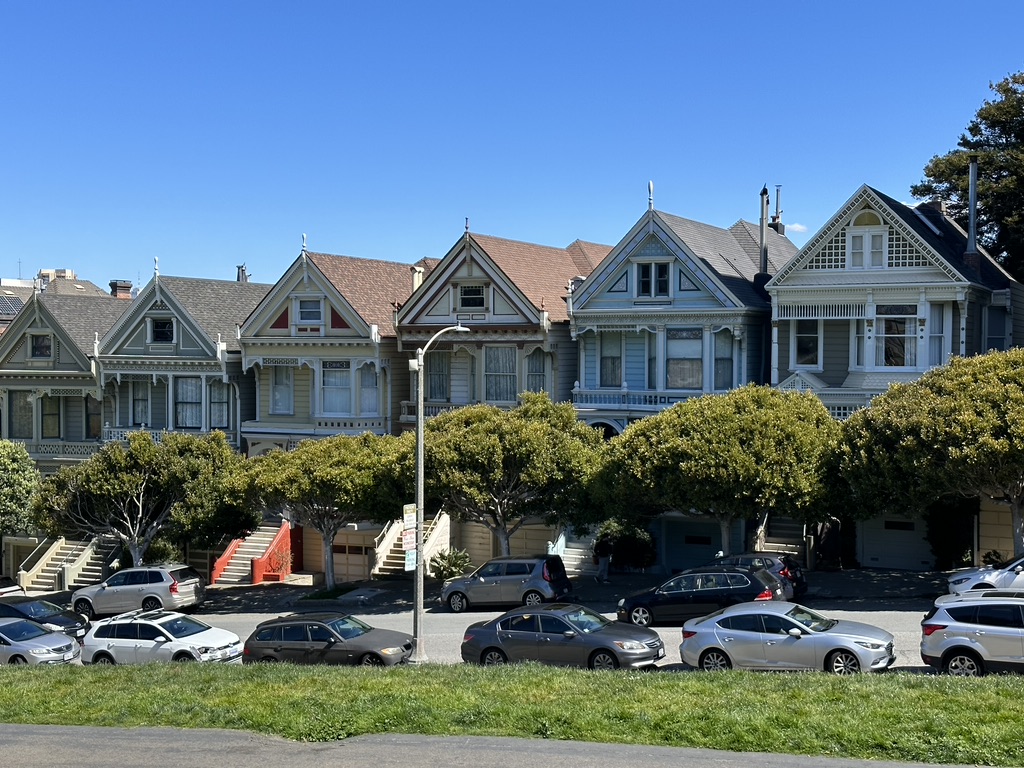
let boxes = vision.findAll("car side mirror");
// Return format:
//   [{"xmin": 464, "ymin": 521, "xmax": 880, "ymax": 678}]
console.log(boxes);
[
  {"xmin": 562, "ymin": 631, "xmax": 577, "ymax": 639},
  {"xmin": 788, "ymin": 628, "xmax": 802, "ymax": 638},
  {"xmin": 1015, "ymin": 566, "xmax": 1023, "ymax": 574},
  {"xmin": 154, "ymin": 636, "xmax": 168, "ymax": 643}
]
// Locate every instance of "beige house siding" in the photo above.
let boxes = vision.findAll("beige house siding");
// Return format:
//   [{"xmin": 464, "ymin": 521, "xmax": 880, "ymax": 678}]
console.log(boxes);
[
  {"xmin": 301, "ymin": 528, "xmax": 377, "ymax": 583},
  {"xmin": 978, "ymin": 497, "xmax": 1015, "ymax": 561}
]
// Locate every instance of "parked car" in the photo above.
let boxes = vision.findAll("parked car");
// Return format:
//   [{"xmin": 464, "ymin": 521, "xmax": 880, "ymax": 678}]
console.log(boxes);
[
  {"xmin": 72, "ymin": 564, "xmax": 206, "ymax": 618},
  {"xmin": 0, "ymin": 617, "xmax": 82, "ymax": 665},
  {"xmin": 0, "ymin": 596, "xmax": 90, "ymax": 641},
  {"xmin": 440, "ymin": 554, "xmax": 572, "ymax": 613},
  {"xmin": 617, "ymin": 566, "xmax": 786, "ymax": 627},
  {"xmin": 83, "ymin": 610, "xmax": 242, "ymax": 664},
  {"xmin": 680, "ymin": 602, "xmax": 895, "ymax": 674},
  {"xmin": 0, "ymin": 576, "xmax": 25, "ymax": 597},
  {"xmin": 710, "ymin": 552, "xmax": 807, "ymax": 599},
  {"xmin": 461, "ymin": 602, "xmax": 665, "ymax": 670},
  {"xmin": 946, "ymin": 554, "xmax": 1024, "ymax": 594},
  {"xmin": 243, "ymin": 613, "xmax": 414, "ymax": 666},
  {"xmin": 921, "ymin": 591, "xmax": 1024, "ymax": 676}
]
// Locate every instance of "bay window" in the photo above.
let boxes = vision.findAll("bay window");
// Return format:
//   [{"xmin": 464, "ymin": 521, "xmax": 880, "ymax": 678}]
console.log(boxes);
[
  {"xmin": 322, "ymin": 361, "xmax": 351, "ymax": 414},
  {"xmin": 484, "ymin": 346, "xmax": 517, "ymax": 403},
  {"xmin": 875, "ymin": 305, "xmax": 916, "ymax": 367},
  {"xmin": 666, "ymin": 328, "xmax": 702, "ymax": 389}
]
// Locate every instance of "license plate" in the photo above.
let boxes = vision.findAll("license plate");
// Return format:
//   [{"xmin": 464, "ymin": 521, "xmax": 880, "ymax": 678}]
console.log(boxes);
[
  {"xmin": 657, "ymin": 647, "xmax": 665, "ymax": 658},
  {"xmin": 63, "ymin": 651, "xmax": 75, "ymax": 661}
]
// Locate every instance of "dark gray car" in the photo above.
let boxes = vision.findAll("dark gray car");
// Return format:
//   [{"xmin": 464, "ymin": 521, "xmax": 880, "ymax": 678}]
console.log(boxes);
[
  {"xmin": 461, "ymin": 602, "xmax": 665, "ymax": 670},
  {"xmin": 243, "ymin": 613, "xmax": 414, "ymax": 666}
]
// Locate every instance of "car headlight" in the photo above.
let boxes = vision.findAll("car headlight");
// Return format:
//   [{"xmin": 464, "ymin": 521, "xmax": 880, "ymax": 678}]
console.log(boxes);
[
  {"xmin": 613, "ymin": 640, "xmax": 647, "ymax": 651},
  {"xmin": 379, "ymin": 646, "xmax": 404, "ymax": 656},
  {"xmin": 949, "ymin": 577, "xmax": 969, "ymax": 586},
  {"xmin": 42, "ymin": 622, "xmax": 63, "ymax": 632},
  {"xmin": 855, "ymin": 641, "xmax": 884, "ymax": 650},
  {"xmin": 29, "ymin": 648, "xmax": 52, "ymax": 656}
]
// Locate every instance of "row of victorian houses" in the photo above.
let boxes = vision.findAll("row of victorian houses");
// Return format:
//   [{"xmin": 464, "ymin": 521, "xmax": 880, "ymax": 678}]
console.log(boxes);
[{"xmin": 2, "ymin": 179, "xmax": 1021, "ymax": 587}]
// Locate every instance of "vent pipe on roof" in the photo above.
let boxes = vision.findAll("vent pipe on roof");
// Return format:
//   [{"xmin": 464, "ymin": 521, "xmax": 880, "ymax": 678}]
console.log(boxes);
[
  {"xmin": 759, "ymin": 185, "xmax": 770, "ymax": 274},
  {"xmin": 411, "ymin": 265, "xmax": 425, "ymax": 293},
  {"xmin": 965, "ymin": 155, "xmax": 980, "ymax": 274},
  {"xmin": 769, "ymin": 185, "xmax": 785, "ymax": 236},
  {"xmin": 236, "ymin": 264, "xmax": 249, "ymax": 283}
]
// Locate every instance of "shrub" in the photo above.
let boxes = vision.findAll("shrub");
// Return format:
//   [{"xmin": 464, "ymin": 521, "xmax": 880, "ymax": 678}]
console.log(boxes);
[{"xmin": 430, "ymin": 548, "xmax": 473, "ymax": 580}]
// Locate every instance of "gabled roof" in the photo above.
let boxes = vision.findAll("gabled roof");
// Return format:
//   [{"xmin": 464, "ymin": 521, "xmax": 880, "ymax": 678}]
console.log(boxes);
[
  {"xmin": 467, "ymin": 234, "xmax": 612, "ymax": 323},
  {"xmin": 305, "ymin": 251, "xmax": 439, "ymax": 335},
  {"xmin": 39, "ymin": 293, "xmax": 132, "ymax": 353},
  {"xmin": 152, "ymin": 277, "xmax": 273, "ymax": 352}
]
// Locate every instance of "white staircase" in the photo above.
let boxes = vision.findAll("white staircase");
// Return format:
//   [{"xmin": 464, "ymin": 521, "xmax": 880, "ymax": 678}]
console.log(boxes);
[
  {"xmin": 216, "ymin": 522, "xmax": 283, "ymax": 585},
  {"xmin": 562, "ymin": 540, "xmax": 598, "ymax": 576},
  {"xmin": 23, "ymin": 537, "xmax": 119, "ymax": 592}
]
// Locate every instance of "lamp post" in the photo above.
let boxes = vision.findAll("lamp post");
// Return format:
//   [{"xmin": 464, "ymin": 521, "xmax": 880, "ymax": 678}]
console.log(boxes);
[{"xmin": 409, "ymin": 323, "xmax": 469, "ymax": 663}]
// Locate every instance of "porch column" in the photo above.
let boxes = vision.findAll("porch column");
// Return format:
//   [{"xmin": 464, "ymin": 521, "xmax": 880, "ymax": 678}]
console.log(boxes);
[{"xmin": 201, "ymin": 375, "xmax": 210, "ymax": 432}]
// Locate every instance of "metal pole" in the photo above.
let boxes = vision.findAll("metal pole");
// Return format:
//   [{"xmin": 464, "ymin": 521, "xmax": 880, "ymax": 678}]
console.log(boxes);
[{"xmin": 410, "ymin": 324, "xmax": 468, "ymax": 664}]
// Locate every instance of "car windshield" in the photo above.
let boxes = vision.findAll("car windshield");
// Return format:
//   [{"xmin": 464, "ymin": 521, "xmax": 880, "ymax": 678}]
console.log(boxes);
[
  {"xmin": 0, "ymin": 619, "xmax": 48, "ymax": 642},
  {"xmin": 328, "ymin": 616, "xmax": 372, "ymax": 640},
  {"xmin": 562, "ymin": 606, "xmax": 611, "ymax": 633},
  {"xmin": 995, "ymin": 556, "xmax": 1024, "ymax": 571},
  {"xmin": 17, "ymin": 600, "xmax": 63, "ymax": 619},
  {"xmin": 158, "ymin": 615, "xmax": 211, "ymax": 638},
  {"xmin": 785, "ymin": 606, "xmax": 837, "ymax": 632}
]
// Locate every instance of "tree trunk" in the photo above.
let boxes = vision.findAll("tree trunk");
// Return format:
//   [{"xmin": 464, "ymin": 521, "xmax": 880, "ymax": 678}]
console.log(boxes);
[
  {"xmin": 128, "ymin": 541, "xmax": 143, "ymax": 567},
  {"xmin": 718, "ymin": 517, "xmax": 733, "ymax": 557},
  {"xmin": 1011, "ymin": 499, "xmax": 1024, "ymax": 558},
  {"xmin": 753, "ymin": 510, "xmax": 769, "ymax": 551},
  {"xmin": 322, "ymin": 528, "xmax": 339, "ymax": 588},
  {"xmin": 496, "ymin": 527, "xmax": 512, "ymax": 557}
]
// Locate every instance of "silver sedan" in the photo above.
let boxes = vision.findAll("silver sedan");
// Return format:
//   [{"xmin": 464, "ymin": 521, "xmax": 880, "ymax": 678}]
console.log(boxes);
[
  {"xmin": 0, "ymin": 618, "xmax": 82, "ymax": 666},
  {"xmin": 680, "ymin": 602, "xmax": 895, "ymax": 674}
]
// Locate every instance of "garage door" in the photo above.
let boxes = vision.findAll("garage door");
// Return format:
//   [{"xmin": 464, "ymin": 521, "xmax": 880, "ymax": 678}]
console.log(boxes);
[{"xmin": 857, "ymin": 517, "xmax": 934, "ymax": 570}]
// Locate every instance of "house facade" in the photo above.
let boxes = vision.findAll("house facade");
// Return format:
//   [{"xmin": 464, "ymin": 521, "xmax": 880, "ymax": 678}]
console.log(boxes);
[{"xmin": 568, "ymin": 197, "xmax": 797, "ymax": 436}]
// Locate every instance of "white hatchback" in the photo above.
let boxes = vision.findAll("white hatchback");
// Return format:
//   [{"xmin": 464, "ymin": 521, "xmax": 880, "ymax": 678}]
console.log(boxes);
[{"xmin": 83, "ymin": 610, "xmax": 242, "ymax": 665}]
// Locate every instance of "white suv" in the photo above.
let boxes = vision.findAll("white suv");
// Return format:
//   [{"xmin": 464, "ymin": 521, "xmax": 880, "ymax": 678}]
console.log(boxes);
[
  {"xmin": 921, "ymin": 591, "xmax": 1024, "ymax": 676},
  {"xmin": 72, "ymin": 564, "xmax": 206, "ymax": 618},
  {"xmin": 83, "ymin": 610, "xmax": 242, "ymax": 665}
]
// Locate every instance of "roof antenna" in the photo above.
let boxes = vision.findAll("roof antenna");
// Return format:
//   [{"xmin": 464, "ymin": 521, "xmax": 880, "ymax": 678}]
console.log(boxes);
[{"xmin": 648, "ymin": 180, "xmax": 654, "ymax": 211}]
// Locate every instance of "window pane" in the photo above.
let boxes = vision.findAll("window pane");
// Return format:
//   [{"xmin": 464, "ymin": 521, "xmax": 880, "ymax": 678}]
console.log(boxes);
[
  {"xmin": 271, "ymin": 367, "xmax": 293, "ymax": 414},
  {"xmin": 654, "ymin": 263, "xmax": 669, "ymax": 296},
  {"xmin": 209, "ymin": 381, "xmax": 229, "ymax": 429},
  {"xmin": 794, "ymin": 319, "xmax": 818, "ymax": 366},
  {"xmin": 426, "ymin": 351, "xmax": 449, "ymax": 401},
  {"xmin": 714, "ymin": 331, "xmax": 732, "ymax": 390},
  {"xmin": 175, "ymin": 377, "xmax": 202, "ymax": 428},
  {"xmin": 299, "ymin": 300, "xmax": 321, "ymax": 322},
  {"xmin": 638, "ymin": 264, "xmax": 651, "ymax": 296},
  {"xmin": 359, "ymin": 364, "xmax": 378, "ymax": 415},
  {"xmin": 666, "ymin": 328, "xmax": 702, "ymax": 389},
  {"xmin": 460, "ymin": 285, "xmax": 485, "ymax": 309},
  {"xmin": 31, "ymin": 335, "xmax": 52, "ymax": 358},
  {"xmin": 600, "ymin": 333, "xmax": 621, "ymax": 387},
  {"xmin": 85, "ymin": 395, "xmax": 102, "ymax": 439},
  {"xmin": 323, "ymin": 365, "xmax": 351, "ymax": 414},
  {"xmin": 526, "ymin": 349, "xmax": 546, "ymax": 393},
  {"xmin": 132, "ymin": 383, "xmax": 149, "ymax": 425},
  {"xmin": 41, "ymin": 396, "xmax": 61, "ymax": 439},
  {"xmin": 484, "ymin": 346, "xmax": 517, "ymax": 402},
  {"xmin": 152, "ymin": 320, "xmax": 173, "ymax": 343}
]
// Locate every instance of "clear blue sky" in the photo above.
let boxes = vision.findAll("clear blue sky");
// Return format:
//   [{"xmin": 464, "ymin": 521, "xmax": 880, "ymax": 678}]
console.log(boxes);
[{"xmin": 3, "ymin": 2, "xmax": 1023, "ymax": 290}]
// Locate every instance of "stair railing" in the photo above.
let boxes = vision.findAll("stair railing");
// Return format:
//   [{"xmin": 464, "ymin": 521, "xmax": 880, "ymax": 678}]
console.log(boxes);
[{"xmin": 17, "ymin": 537, "xmax": 63, "ymax": 590}]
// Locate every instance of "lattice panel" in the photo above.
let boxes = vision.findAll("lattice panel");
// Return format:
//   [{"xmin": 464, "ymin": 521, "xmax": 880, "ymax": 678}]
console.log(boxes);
[
  {"xmin": 886, "ymin": 226, "xmax": 930, "ymax": 268},
  {"xmin": 636, "ymin": 235, "xmax": 673, "ymax": 260},
  {"xmin": 805, "ymin": 230, "xmax": 846, "ymax": 269}
]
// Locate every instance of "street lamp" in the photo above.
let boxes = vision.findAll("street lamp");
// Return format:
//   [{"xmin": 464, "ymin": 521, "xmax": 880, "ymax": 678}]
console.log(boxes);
[{"xmin": 409, "ymin": 323, "xmax": 469, "ymax": 663}]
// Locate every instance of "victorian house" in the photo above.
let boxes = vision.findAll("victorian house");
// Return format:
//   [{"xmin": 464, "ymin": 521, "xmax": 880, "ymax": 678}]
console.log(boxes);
[{"xmin": 765, "ymin": 180, "xmax": 1024, "ymax": 570}]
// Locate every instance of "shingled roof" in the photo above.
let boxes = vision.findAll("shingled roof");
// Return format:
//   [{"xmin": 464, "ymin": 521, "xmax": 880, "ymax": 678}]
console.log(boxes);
[
  {"xmin": 39, "ymin": 292, "xmax": 132, "ymax": 354},
  {"xmin": 470, "ymin": 234, "xmax": 612, "ymax": 323},
  {"xmin": 157, "ymin": 276, "xmax": 272, "ymax": 352},
  {"xmin": 305, "ymin": 252, "xmax": 439, "ymax": 336}
]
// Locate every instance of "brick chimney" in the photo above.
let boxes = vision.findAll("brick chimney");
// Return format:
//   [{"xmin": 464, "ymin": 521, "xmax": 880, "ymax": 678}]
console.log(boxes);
[{"xmin": 109, "ymin": 280, "xmax": 133, "ymax": 299}]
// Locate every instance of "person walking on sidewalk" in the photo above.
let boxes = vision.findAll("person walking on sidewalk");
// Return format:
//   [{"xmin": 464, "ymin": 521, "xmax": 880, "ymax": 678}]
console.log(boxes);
[{"xmin": 594, "ymin": 537, "xmax": 613, "ymax": 584}]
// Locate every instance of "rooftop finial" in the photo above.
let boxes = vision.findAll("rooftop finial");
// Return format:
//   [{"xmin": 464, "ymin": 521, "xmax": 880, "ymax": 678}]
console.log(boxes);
[
  {"xmin": 465, "ymin": 217, "xmax": 470, "ymax": 233},
  {"xmin": 302, "ymin": 233, "xmax": 307, "ymax": 252},
  {"xmin": 648, "ymin": 180, "xmax": 654, "ymax": 211},
  {"xmin": 154, "ymin": 256, "xmax": 159, "ymax": 277}
]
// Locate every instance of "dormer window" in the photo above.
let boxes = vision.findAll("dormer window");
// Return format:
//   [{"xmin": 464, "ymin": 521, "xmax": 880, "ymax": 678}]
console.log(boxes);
[
  {"xmin": 150, "ymin": 318, "xmax": 174, "ymax": 344},
  {"xmin": 638, "ymin": 263, "xmax": 670, "ymax": 297},
  {"xmin": 30, "ymin": 334, "xmax": 52, "ymax": 359},
  {"xmin": 294, "ymin": 298, "xmax": 324, "ymax": 334},
  {"xmin": 847, "ymin": 211, "xmax": 886, "ymax": 269},
  {"xmin": 459, "ymin": 285, "xmax": 485, "ymax": 310}
]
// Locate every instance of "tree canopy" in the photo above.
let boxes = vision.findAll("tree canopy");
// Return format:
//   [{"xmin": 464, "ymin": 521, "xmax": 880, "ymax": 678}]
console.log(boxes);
[
  {"xmin": 838, "ymin": 348, "xmax": 1024, "ymax": 556},
  {"xmin": 912, "ymin": 71, "xmax": 1024, "ymax": 279},
  {"xmin": 248, "ymin": 432, "xmax": 412, "ymax": 588},
  {"xmin": 33, "ymin": 431, "xmax": 256, "ymax": 566},
  {"xmin": 598, "ymin": 386, "xmax": 839, "ymax": 555},
  {"xmin": 0, "ymin": 440, "xmax": 40, "ymax": 543},
  {"xmin": 425, "ymin": 392, "xmax": 603, "ymax": 556}
]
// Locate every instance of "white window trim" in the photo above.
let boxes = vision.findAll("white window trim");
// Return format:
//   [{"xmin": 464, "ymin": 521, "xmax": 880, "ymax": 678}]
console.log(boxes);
[
  {"xmin": 320, "ymin": 360, "xmax": 352, "ymax": 417},
  {"xmin": 846, "ymin": 226, "xmax": 887, "ymax": 270},
  {"xmin": 147, "ymin": 317, "xmax": 176, "ymax": 345},
  {"xmin": 270, "ymin": 366, "xmax": 294, "ymax": 416},
  {"xmin": 599, "ymin": 332, "xmax": 624, "ymax": 388},
  {"xmin": 130, "ymin": 381, "xmax": 151, "ymax": 426},
  {"xmin": 457, "ymin": 284, "xmax": 488, "ymax": 312},
  {"xmin": 869, "ymin": 308, "xmax": 920, "ymax": 371},
  {"xmin": 635, "ymin": 261, "xmax": 671, "ymax": 298},
  {"xmin": 789, "ymin": 319, "xmax": 823, "ymax": 372}
]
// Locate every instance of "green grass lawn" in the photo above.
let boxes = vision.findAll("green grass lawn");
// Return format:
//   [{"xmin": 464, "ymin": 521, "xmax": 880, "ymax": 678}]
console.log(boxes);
[{"xmin": 1, "ymin": 664, "xmax": 1020, "ymax": 765}]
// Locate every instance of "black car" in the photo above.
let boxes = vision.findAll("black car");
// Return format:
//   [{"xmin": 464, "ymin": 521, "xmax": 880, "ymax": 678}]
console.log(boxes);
[
  {"xmin": 243, "ymin": 613, "xmax": 414, "ymax": 666},
  {"xmin": 616, "ymin": 566, "xmax": 787, "ymax": 626},
  {"xmin": 0, "ymin": 596, "xmax": 90, "ymax": 641},
  {"xmin": 710, "ymin": 552, "xmax": 808, "ymax": 599}
]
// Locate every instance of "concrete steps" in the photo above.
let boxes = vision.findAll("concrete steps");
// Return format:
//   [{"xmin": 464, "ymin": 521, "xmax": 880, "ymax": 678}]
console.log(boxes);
[{"xmin": 215, "ymin": 524, "xmax": 282, "ymax": 585}]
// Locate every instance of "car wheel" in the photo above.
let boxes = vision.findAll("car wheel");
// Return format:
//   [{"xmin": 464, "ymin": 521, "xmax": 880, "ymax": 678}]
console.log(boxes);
[
  {"xmin": 971, "ymin": 583, "xmax": 994, "ymax": 590},
  {"xmin": 943, "ymin": 649, "xmax": 984, "ymax": 677},
  {"xmin": 74, "ymin": 599, "xmax": 94, "ymax": 619},
  {"xmin": 447, "ymin": 592, "xmax": 469, "ymax": 613},
  {"xmin": 481, "ymin": 648, "xmax": 507, "ymax": 665},
  {"xmin": 698, "ymin": 649, "xmax": 731, "ymax": 671},
  {"xmin": 522, "ymin": 590, "xmax": 544, "ymax": 607},
  {"xmin": 92, "ymin": 653, "xmax": 115, "ymax": 665},
  {"xmin": 360, "ymin": 653, "xmax": 385, "ymax": 667},
  {"xmin": 8, "ymin": 656, "xmax": 27, "ymax": 665},
  {"xmin": 589, "ymin": 650, "xmax": 619, "ymax": 670},
  {"xmin": 258, "ymin": 656, "xmax": 278, "ymax": 664},
  {"xmin": 629, "ymin": 606, "xmax": 652, "ymax": 626},
  {"xmin": 173, "ymin": 653, "xmax": 196, "ymax": 662},
  {"xmin": 142, "ymin": 597, "xmax": 162, "ymax": 612},
  {"xmin": 826, "ymin": 650, "xmax": 860, "ymax": 675}
]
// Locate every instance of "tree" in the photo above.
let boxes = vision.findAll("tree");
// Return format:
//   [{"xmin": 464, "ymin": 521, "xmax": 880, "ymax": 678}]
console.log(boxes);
[
  {"xmin": 0, "ymin": 440, "xmax": 40, "ymax": 546},
  {"xmin": 912, "ymin": 72, "xmax": 1024, "ymax": 279},
  {"xmin": 599, "ymin": 386, "xmax": 839, "ymax": 555},
  {"xmin": 425, "ymin": 393, "xmax": 603, "ymax": 556},
  {"xmin": 248, "ymin": 432, "xmax": 412, "ymax": 588},
  {"xmin": 33, "ymin": 431, "xmax": 255, "ymax": 566},
  {"xmin": 838, "ymin": 348, "xmax": 1024, "ymax": 557}
]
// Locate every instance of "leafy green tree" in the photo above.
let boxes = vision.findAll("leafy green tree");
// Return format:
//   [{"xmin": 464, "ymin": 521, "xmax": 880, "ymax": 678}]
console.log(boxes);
[
  {"xmin": 33, "ymin": 431, "xmax": 255, "ymax": 566},
  {"xmin": 0, "ymin": 440, "xmax": 40, "ymax": 545},
  {"xmin": 838, "ymin": 348, "xmax": 1024, "ymax": 556},
  {"xmin": 599, "ymin": 386, "xmax": 838, "ymax": 555},
  {"xmin": 248, "ymin": 432, "xmax": 412, "ymax": 588},
  {"xmin": 912, "ymin": 72, "xmax": 1024, "ymax": 278},
  {"xmin": 425, "ymin": 392, "xmax": 603, "ymax": 557}
]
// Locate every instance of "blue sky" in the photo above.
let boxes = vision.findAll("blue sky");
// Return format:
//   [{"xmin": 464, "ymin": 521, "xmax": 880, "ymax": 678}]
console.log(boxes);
[{"xmin": 3, "ymin": 2, "xmax": 1023, "ymax": 291}]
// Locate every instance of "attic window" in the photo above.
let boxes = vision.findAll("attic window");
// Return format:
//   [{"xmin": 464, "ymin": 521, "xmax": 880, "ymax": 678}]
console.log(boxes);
[
  {"xmin": 151, "ymin": 319, "xmax": 174, "ymax": 343},
  {"xmin": 459, "ymin": 285, "xmax": 485, "ymax": 310},
  {"xmin": 31, "ymin": 334, "xmax": 52, "ymax": 359},
  {"xmin": 848, "ymin": 210, "xmax": 886, "ymax": 269},
  {"xmin": 638, "ymin": 263, "xmax": 669, "ymax": 297}
]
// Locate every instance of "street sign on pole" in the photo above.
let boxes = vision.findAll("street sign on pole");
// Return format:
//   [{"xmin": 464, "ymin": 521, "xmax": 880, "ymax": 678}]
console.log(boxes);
[
  {"xmin": 402, "ymin": 529, "xmax": 416, "ymax": 551},
  {"xmin": 403, "ymin": 503, "xmax": 416, "ymax": 531},
  {"xmin": 404, "ymin": 549, "xmax": 417, "ymax": 571}
]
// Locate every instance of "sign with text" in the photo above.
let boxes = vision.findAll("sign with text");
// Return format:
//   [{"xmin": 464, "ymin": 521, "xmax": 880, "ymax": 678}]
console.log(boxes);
[
  {"xmin": 403, "ymin": 503, "xmax": 417, "ymax": 531},
  {"xmin": 402, "ymin": 529, "xmax": 416, "ymax": 551},
  {"xmin": 404, "ymin": 549, "xmax": 417, "ymax": 571}
]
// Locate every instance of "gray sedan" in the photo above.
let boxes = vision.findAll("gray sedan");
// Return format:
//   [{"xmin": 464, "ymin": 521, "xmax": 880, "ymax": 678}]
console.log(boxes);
[
  {"xmin": 461, "ymin": 602, "xmax": 665, "ymax": 670},
  {"xmin": 680, "ymin": 602, "xmax": 895, "ymax": 674},
  {"xmin": 0, "ymin": 618, "xmax": 82, "ymax": 666}
]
